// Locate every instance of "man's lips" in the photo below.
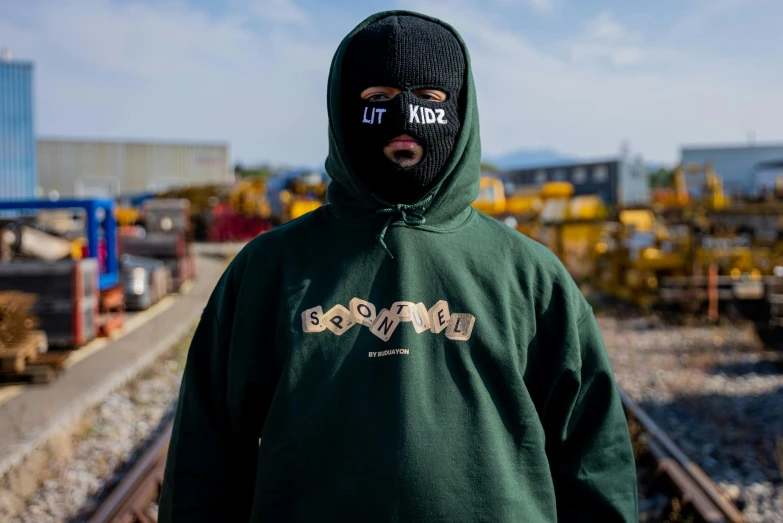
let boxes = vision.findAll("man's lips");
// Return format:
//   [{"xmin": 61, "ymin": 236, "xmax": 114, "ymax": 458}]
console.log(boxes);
[{"xmin": 386, "ymin": 135, "xmax": 420, "ymax": 150}]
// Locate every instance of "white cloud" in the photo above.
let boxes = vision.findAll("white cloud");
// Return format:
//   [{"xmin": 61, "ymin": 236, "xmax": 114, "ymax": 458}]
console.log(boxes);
[
  {"xmin": 570, "ymin": 43, "xmax": 644, "ymax": 68},
  {"xmin": 0, "ymin": 0, "xmax": 334, "ymax": 166},
  {"xmin": 397, "ymin": 0, "xmax": 783, "ymax": 163},
  {"xmin": 584, "ymin": 10, "xmax": 629, "ymax": 43},
  {"xmin": 571, "ymin": 10, "xmax": 644, "ymax": 67},
  {"xmin": 493, "ymin": 0, "xmax": 554, "ymax": 13},
  {"xmin": 607, "ymin": 47, "xmax": 643, "ymax": 67},
  {"xmin": 528, "ymin": 0, "xmax": 554, "ymax": 13},
  {"xmin": 666, "ymin": 0, "xmax": 750, "ymax": 40},
  {"xmin": 247, "ymin": 0, "xmax": 309, "ymax": 24}
]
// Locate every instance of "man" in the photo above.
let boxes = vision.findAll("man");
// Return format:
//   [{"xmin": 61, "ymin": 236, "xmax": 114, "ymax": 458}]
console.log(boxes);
[{"xmin": 159, "ymin": 10, "xmax": 638, "ymax": 522}]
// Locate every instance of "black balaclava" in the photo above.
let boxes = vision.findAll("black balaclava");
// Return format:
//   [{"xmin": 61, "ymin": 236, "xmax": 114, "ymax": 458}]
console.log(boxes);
[{"xmin": 342, "ymin": 15, "xmax": 466, "ymax": 204}]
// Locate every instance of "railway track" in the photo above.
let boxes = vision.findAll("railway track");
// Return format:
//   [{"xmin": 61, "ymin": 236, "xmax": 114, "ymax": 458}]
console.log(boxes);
[
  {"xmin": 622, "ymin": 388, "xmax": 745, "ymax": 523},
  {"xmin": 85, "ymin": 388, "xmax": 745, "ymax": 523},
  {"xmin": 87, "ymin": 420, "xmax": 172, "ymax": 523}
]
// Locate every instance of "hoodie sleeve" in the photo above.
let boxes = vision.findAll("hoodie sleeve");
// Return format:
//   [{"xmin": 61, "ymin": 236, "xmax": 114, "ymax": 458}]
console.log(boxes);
[
  {"xmin": 158, "ymin": 262, "xmax": 262, "ymax": 522},
  {"xmin": 544, "ymin": 308, "xmax": 638, "ymax": 522}
]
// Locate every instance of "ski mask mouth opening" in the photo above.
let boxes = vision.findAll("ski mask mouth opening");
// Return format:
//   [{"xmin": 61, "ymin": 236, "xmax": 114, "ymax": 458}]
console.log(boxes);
[
  {"xmin": 342, "ymin": 15, "xmax": 466, "ymax": 204},
  {"xmin": 393, "ymin": 149, "xmax": 416, "ymax": 161}
]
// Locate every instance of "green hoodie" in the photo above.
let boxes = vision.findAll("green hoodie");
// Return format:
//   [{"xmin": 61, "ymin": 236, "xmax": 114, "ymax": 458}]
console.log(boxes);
[{"xmin": 159, "ymin": 10, "xmax": 637, "ymax": 523}]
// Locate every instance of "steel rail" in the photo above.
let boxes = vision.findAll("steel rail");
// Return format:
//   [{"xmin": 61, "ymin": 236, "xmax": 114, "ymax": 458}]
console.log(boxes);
[
  {"xmin": 619, "ymin": 387, "xmax": 744, "ymax": 523},
  {"xmin": 88, "ymin": 420, "xmax": 173, "ymax": 523}
]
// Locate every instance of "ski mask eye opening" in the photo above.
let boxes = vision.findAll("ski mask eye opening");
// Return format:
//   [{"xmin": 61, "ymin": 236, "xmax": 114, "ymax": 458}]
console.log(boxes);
[
  {"xmin": 361, "ymin": 86, "xmax": 401, "ymax": 102},
  {"xmin": 411, "ymin": 89, "xmax": 448, "ymax": 102},
  {"xmin": 359, "ymin": 86, "xmax": 449, "ymax": 104}
]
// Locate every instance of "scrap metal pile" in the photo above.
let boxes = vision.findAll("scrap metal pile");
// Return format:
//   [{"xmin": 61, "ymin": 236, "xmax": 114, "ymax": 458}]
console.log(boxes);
[
  {"xmin": 141, "ymin": 170, "xmax": 329, "ymax": 242},
  {"xmin": 0, "ymin": 197, "xmax": 199, "ymax": 385}
]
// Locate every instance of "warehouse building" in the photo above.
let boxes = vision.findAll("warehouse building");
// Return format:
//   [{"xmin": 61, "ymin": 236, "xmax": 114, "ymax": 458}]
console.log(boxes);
[
  {"xmin": 503, "ymin": 156, "xmax": 649, "ymax": 208},
  {"xmin": 37, "ymin": 139, "xmax": 233, "ymax": 198},
  {"xmin": 681, "ymin": 143, "xmax": 783, "ymax": 197},
  {"xmin": 0, "ymin": 52, "xmax": 36, "ymax": 200}
]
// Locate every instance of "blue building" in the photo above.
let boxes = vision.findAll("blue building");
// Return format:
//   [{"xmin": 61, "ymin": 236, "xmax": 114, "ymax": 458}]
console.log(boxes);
[
  {"xmin": 681, "ymin": 143, "xmax": 783, "ymax": 197},
  {"xmin": 503, "ymin": 156, "xmax": 649, "ymax": 208},
  {"xmin": 0, "ymin": 53, "xmax": 37, "ymax": 200}
]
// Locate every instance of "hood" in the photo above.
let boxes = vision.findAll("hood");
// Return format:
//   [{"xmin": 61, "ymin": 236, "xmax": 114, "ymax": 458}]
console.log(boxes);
[{"xmin": 324, "ymin": 10, "xmax": 481, "ymax": 231}]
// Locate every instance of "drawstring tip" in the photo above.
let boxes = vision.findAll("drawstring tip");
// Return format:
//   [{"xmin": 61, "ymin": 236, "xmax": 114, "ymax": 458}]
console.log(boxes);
[{"xmin": 375, "ymin": 234, "xmax": 394, "ymax": 259}]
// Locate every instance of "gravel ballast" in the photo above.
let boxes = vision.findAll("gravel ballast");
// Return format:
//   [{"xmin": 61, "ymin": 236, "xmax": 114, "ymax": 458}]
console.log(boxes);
[
  {"xmin": 0, "ymin": 329, "xmax": 193, "ymax": 523},
  {"xmin": 599, "ymin": 313, "xmax": 783, "ymax": 523}
]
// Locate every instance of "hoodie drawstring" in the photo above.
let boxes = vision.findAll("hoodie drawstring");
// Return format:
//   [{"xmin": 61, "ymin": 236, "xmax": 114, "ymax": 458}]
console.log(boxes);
[{"xmin": 373, "ymin": 194, "xmax": 434, "ymax": 259}]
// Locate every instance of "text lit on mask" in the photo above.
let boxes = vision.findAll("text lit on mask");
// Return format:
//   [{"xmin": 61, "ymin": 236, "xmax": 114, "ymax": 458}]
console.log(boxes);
[{"xmin": 362, "ymin": 107, "xmax": 386, "ymax": 124}]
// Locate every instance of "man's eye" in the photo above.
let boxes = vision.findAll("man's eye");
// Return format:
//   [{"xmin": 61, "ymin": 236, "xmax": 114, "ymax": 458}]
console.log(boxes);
[
  {"xmin": 367, "ymin": 93, "xmax": 390, "ymax": 101},
  {"xmin": 415, "ymin": 91, "xmax": 445, "ymax": 101}
]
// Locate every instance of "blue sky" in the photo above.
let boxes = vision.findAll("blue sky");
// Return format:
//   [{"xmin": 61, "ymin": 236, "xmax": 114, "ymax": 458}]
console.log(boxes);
[{"xmin": 1, "ymin": 0, "xmax": 781, "ymax": 168}]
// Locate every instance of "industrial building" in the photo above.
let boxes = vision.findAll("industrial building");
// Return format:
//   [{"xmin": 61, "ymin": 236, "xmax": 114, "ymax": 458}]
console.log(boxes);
[
  {"xmin": 681, "ymin": 143, "xmax": 783, "ymax": 197},
  {"xmin": 0, "ymin": 54, "xmax": 36, "ymax": 200},
  {"xmin": 37, "ymin": 139, "xmax": 233, "ymax": 198},
  {"xmin": 503, "ymin": 156, "xmax": 649, "ymax": 208}
]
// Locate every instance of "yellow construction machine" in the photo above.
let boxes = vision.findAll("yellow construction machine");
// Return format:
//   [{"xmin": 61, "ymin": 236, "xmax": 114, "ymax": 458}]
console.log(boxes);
[
  {"xmin": 652, "ymin": 161, "xmax": 728, "ymax": 223},
  {"xmin": 472, "ymin": 176, "xmax": 507, "ymax": 217},
  {"xmin": 472, "ymin": 176, "xmax": 543, "ymax": 233},
  {"xmin": 592, "ymin": 209, "xmax": 690, "ymax": 307},
  {"xmin": 592, "ymin": 206, "xmax": 776, "ymax": 307},
  {"xmin": 228, "ymin": 176, "xmax": 272, "ymax": 220},
  {"xmin": 473, "ymin": 176, "xmax": 543, "ymax": 216},
  {"xmin": 595, "ymin": 161, "xmax": 783, "ymax": 348},
  {"xmin": 116, "ymin": 206, "xmax": 141, "ymax": 227},
  {"xmin": 276, "ymin": 171, "xmax": 328, "ymax": 223},
  {"xmin": 531, "ymin": 182, "xmax": 608, "ymax": 282},
  {"xmin": 697, "ymin": 165, "xmax": 783, "ymax": 348},
  {"xmin": 475, "ymin": 171, "xmax": 783, "ymax": 348},
  {"xmin": 473, "ymin": 177, "xmax": 608, "ymax": 281}
]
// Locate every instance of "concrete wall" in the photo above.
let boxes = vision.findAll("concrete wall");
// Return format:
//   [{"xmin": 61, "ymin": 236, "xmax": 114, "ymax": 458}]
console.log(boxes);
[{"xmin": 37, "ymin": 139, "xmax": 233, "ymax": 198}]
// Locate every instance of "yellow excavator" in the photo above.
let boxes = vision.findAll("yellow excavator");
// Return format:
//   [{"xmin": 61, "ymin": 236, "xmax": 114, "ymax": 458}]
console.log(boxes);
[{"xmin": 652, "ymin": 161, "xmax": 727, "ymax": 221}]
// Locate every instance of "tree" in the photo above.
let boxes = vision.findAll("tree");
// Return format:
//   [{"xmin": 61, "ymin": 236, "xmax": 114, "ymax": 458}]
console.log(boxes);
[
  {"xmin": 234, "ymin": 163, "xmax": 280, "ymax": 179},
  {"xmin": 649, "ymin": 167, "xmax": 674, "ymax": 189},
  {"xmin": 480, "ymin": 162, "xmax": 500, "ymax": 173}
]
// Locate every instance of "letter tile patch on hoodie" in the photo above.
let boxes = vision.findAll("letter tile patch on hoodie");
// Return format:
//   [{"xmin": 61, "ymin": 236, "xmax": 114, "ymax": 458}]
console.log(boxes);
[{"xmin": 302, "ymin": 298, "xmax": 475, "ymax": 347}]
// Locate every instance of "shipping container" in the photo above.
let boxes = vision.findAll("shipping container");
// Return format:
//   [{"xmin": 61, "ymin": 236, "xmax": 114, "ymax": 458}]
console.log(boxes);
[
  {"xmin": 0, "ymin": 58, "xmax": 37, "ymax": 200},
  {"xmin": 37, "ymin": 139, "xmax": 233, "ymax": 198}
]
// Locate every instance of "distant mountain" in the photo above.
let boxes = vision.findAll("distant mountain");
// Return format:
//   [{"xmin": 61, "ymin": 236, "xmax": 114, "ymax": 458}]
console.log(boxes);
[{"xmin": 485, "ymin": 148, "xmax": 577, "ymax": 170}]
